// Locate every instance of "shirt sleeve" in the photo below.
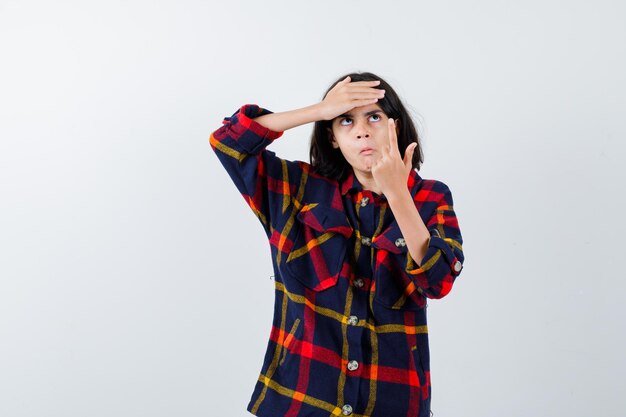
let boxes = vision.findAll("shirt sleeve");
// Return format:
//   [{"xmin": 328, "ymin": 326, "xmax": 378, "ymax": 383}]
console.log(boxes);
[
  {"xmin": 209, "ymin": 104, "xmax": 302, "ymax": 237},
  {"xmin": 404, "ymin": 182, "xmax": 464, "ymax": 299}
]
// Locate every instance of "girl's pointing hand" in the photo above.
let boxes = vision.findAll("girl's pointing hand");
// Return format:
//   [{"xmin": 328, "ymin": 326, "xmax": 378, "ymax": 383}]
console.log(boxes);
[{"xmin": 370, "ymin": 118, "xmax": 417, "ymax": 197}]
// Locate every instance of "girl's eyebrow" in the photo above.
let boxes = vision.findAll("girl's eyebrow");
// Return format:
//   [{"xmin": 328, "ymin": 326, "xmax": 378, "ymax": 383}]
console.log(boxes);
[{"xmin": 337, "ymin": 110, "xmax": 383, "ymax": 119}]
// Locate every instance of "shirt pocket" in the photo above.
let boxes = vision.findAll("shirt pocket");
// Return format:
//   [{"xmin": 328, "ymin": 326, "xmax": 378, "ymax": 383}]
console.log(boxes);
[
  {"xmin": 284, "ymin": 203, "xmax": 353, "ymax": 292},
  {"xmin": 372, "ymin": 220, "xmax": 426, "ymax": 311}
]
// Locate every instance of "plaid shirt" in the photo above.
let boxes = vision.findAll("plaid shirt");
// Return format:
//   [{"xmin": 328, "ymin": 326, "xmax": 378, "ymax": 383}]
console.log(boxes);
[{"xmin": 209, "ymin": 104, "xmax": 465, "ymax": 417}]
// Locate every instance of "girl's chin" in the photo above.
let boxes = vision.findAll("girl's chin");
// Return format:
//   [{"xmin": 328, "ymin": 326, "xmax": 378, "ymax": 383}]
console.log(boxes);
[{"xmin": 356, "ymin": 165, "xmax": 374, "ymax": 174}]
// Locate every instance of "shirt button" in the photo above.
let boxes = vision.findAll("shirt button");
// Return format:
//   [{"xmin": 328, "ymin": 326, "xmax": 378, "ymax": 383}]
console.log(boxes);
[
  {"xmin": 360, "ymin": 197, "xmax": 369, "ymax": 207},
  {"xmin": 354, "ymin": 278, "xmax": 364, "ymax": 288},
  {"xmin": 454, "ymin": 260, "xmax": 463, "ymax": 272},
  {"xmin": 347, "ymin": 360, "xmax": 359, "ymax": 371},
  {"xmin": 395, "ymin": 237, "xmax": 406, "ymax": 247},
  {"xmin": 361, "ymin": 237, "xmax": 372, "ymax": 246},
  {"xmin": 342, "ymin": 404, "xmax": 353, "ymax": 415},
  {"xmin": 348, "ymin": 315, "xmax": 358, "ymax": 325}
]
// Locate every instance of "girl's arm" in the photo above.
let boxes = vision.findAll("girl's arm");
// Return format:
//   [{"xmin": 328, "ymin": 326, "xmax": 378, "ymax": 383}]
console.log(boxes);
[
  {"xmin": 252, "ymin": 76, "xmax": 385, "ymax": 132},
  {"xmin": 385, "ymin": 187, "xmax": 430, "ymax": 265},
  {"xmin": 208, "ymin": 77, "xmax": 384, "ymax": 237},
  {"xmin": 209, "ymin": 104, "xmax": 294, "ymax": 238},
  {"xmin": 371, "ymin": 118, "xmax": 428, "ymax": 262},
  {"xmin": 252, "ymin": 104, "xmax": 325, "ymax": 132},
  {"xmin": 371, "ymin": 119, "xmax": 464, "ymax": 299},
  {"xmin": 402, "ymin": 182, "xmax": 464, "ymax": 299}
]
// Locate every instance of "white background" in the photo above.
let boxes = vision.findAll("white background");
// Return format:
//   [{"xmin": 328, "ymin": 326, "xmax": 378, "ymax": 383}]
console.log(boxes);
[{"xmin": 1, "ymin": 1, "xmax": 625, "ymax": 416}]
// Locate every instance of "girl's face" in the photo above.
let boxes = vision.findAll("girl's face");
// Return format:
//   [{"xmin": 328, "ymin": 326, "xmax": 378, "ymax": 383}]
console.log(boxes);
[{"xmin": 330, "ymin": 103, "xmax": 399, "ymax": 177}]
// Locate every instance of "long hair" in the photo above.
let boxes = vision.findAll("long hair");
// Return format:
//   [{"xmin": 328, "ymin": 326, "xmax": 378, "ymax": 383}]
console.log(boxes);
[{"xmin": 309, "ymin": 72, "xmax": 423, "ymax": 182}]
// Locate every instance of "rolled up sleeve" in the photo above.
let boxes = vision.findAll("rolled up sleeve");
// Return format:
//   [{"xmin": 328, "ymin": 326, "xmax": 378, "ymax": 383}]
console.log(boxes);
[
  {"xmin": 209, "ymin": 104, "xmax": 302, "ymax": 238},
  {"xmin": 404, "ymin": 183, "xmax": 464, "ymax": 299}
]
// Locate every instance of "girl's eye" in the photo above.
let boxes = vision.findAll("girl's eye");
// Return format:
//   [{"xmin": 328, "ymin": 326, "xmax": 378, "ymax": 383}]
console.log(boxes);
[
  {"xmin": 340, "ymin": 118, "xmax": 352, "ymax": 126},
  {"xmin": 369, "ymin": 114, "xmax": 381, "ymax": 122}
]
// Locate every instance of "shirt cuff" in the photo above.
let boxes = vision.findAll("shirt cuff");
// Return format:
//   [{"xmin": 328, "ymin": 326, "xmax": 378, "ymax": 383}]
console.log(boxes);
[
  {"xmin": 405, "ymin": 230, "xmax": 463, "ymax": 277},
  {"xmin": 222, "ymin": 104, "xmax": 284, "ymax": 154}
]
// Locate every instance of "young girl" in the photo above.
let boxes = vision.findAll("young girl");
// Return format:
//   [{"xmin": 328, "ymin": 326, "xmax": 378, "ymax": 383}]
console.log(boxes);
[{"xmin": 210, "ymin": 72, "xmax": 464, "ymax": 417}]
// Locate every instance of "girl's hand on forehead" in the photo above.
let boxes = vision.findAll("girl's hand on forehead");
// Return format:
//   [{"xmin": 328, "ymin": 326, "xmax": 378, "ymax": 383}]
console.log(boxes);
[
  {"xmin": 370, "ymin": 118, "xmax": 418, "ymax": 197},
  {"xmin": 318, "ymin": 76, "xmax": 385, "ymax": 121}
]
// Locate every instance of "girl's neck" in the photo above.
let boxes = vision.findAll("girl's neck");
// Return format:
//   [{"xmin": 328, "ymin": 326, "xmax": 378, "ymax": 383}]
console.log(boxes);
[{"xmin": 354, "ymin": 170, "xmax": 382, "ymax": 195}]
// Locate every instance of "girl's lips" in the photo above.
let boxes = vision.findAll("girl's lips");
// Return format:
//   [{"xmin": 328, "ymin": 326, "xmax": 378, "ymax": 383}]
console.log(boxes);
[{"xmin": 360, "ymin": 148, "xmax": 374, "ymax": 155}]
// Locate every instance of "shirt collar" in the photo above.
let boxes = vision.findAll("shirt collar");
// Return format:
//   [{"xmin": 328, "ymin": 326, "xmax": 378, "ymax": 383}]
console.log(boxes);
[
  {"xmin": 339, "ymin": 168, "xmax": 422, "ymax": 196},
  {"xmin": 339, "ymin": 170, "xmax": 362, "ymax": 195}
]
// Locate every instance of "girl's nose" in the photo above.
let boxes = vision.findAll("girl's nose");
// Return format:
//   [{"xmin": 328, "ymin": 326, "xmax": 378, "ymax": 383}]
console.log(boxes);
[{"xmin": 355, "ymin": 120, "xmax": 370, "ymax": 139}]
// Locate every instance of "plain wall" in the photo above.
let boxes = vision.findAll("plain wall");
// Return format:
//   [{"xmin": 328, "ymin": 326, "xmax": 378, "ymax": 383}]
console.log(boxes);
[{"xmin": 1, "ymin": 1, "xmax": 624, "ymax": 416}]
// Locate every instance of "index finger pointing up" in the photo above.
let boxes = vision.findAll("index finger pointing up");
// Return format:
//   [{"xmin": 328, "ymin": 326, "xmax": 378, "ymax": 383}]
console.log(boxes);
[{"xmin": 388, "ymin": 118, "xmax": 400, "ymax": 155}]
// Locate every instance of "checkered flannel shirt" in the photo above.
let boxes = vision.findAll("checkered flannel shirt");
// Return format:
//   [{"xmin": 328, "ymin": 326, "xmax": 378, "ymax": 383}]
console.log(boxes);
[{"xmin": 209, "ymin": 104, "xmax": 465, "ymax": 417}]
